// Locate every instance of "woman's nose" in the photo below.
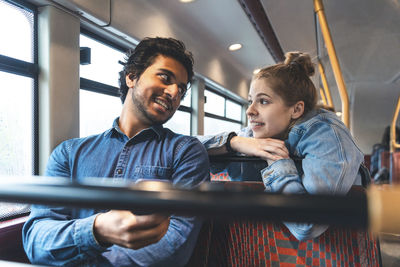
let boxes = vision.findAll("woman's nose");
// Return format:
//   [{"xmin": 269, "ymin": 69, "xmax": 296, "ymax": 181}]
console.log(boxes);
[{"xmin": 246, "ymin": 102, "xmax": 257, "ymax": 116}]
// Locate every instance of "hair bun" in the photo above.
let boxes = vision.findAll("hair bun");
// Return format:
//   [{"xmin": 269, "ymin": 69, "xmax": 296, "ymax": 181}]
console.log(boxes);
[{"xmin": 284, "ymin": 51, "xmax": 315, "ymax": 77}]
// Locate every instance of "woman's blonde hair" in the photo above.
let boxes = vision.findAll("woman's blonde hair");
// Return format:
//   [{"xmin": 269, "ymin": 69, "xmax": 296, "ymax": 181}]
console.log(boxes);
[{"xmin": 253, "ymin": 51, "xmax": 317, "ymax": 115}]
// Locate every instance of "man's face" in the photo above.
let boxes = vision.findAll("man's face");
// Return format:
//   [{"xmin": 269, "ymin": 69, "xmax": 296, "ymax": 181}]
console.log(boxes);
[{"xmin": 126, "ymin": 55, "xmax": 188, "ymax": 127}]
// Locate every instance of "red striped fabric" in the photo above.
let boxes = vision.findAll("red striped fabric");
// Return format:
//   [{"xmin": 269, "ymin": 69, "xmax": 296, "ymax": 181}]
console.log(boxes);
[{"xmin": 187, "ymin": 220, "xmax": 380, "ymax": 267}]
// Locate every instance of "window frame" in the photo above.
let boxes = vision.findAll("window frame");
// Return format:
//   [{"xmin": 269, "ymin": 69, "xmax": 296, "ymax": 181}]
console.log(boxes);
[
  {"xmin": 204, "ymin": 86, "xmax": 243, "ymax": 126},
  {"xmin": 79, "ymin": 28, "xmax": 127, "ymax": 97},
  {"xmin": 0, "ymin": 0, "xmax": 38, "ymax": 222}
]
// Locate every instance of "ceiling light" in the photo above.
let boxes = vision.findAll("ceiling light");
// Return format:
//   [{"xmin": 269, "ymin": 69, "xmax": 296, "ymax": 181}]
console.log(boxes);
[
  {"xmin": 228, "ymin": 43, "xmax": 242, "ymax": 51},
  {"xmin": 253, "ymin": 68, "xmax": 261, "ymax": 75},
  {"xmin": 179, "ymin": 0, "xmax": 196, "ymax": 3},
  {"xmin": 336, "ymin": 112, "xmax": 342, "ymax": 117}
]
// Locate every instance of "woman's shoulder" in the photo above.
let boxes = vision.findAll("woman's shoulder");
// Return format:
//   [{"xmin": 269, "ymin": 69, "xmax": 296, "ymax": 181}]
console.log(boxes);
[
  {"xmin": 289, "ymin": 109, "xmax": 358, "ymax": 147},
  {"xmin": 293, "ymin": 108, "xmax": 346, "ymax": 132},
  {"xmin": 289, "ymin": 109, "xmax": 362, "ymax": 156}
]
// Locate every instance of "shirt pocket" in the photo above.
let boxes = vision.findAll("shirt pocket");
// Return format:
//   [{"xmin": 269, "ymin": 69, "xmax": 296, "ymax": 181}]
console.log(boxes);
[{"xmin": 134, "ymin": 165, "xmax": 172, "ymax": 180}]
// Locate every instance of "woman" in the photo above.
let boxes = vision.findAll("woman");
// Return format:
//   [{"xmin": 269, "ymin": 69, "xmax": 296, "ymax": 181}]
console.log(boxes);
[{"xmin": 200, "ymin": 52, "xmax": 364, "ymax": 241}]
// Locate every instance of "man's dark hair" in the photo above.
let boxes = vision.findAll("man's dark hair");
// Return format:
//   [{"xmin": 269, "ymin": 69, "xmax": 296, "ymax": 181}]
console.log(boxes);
[{"xmin": 118, "ymin": 37, "xmax": 194, "ymax": 103}]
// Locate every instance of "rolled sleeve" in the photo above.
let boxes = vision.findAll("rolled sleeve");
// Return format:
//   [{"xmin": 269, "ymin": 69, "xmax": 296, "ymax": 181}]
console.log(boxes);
[
  {"xmin": 196, "ymin": 132, "xmax": 231, "ymax": 150},
  {"xmin": 261, "ymin": 159, "xmax": 305, "ymax": 194}
]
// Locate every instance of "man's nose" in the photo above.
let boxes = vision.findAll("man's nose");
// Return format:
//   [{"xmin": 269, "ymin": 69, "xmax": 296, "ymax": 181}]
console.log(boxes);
[{"xmin": 165, "ymin": 84, "xmax": 179, "ymax": 101}]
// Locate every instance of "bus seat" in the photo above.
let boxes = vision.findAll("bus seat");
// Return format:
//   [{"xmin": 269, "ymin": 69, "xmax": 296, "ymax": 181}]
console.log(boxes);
[
  {"xmin": 391, "ymin": 152, "xmax": 400, "ymax": 183},
  {"xmin": 364, "ymin": 155, "xmax": 371, "ymax": 173},
  {"xmin": 0, "ymin": 218, "xmax": 29, "ymax": 263},
  {"xmin": 370, "ymin": 144, "xmax": 386, "ymax": 177},
  {"xmin": 374, "ymin": 167, "xmax": 390, "ymax": 184},
  {"xmin": 186, "ymin": 181, "xmax": 381, "ymax": 266},
  {"xmin": 188, "ymin": 218, "xmax": 381, "ymax": 266},
  {"xmin": 210, "ymin": 172, "xmax": 230, "ymax": 181},
  {"xmin": 380, "ymin": 151, "xmax": 390, "ymax": 170}
]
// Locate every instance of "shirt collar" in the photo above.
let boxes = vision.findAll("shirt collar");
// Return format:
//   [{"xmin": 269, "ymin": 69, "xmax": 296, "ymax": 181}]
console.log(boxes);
[
  {"xmin": 104, "ymin": 117, "xmax": 164, "ymax": 140},
  {"xmin": 295, "ymin": 108, "xmax": 319, "ymax": 126}
]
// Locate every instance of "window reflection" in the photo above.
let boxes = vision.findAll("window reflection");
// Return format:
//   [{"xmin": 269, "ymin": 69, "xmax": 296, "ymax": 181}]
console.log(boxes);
[
  {"xmin": 204, "ymin": 117, "xmax": 242, "ymax": 135},
  {"xmin": 0, "ymin": 0, "xmax": 33, "ymax": 62},
  {"xmin": 0, "ymin": 71, "xmax": 33, "ymax": 176},
  {"xmin": 164, "ymin": 110, "xmax": 191, "ymax": 135},
  {"xmin": 80, "ymin": 34, "xmax": 125, "ymax": 87},
  {"xmin": 204, "ymin": 90, "xmax": 225, "ymax": 116},
  {"xmin": 79, "ymin": 90, "xmax": 122, "ymax": 137},
  {"xmin": 181, "ymin": 89, "xmax": 191, "ymax": 108},
  {"xmin": 226, "ymin": 100, "xmax": 242, "ymax": 121}
]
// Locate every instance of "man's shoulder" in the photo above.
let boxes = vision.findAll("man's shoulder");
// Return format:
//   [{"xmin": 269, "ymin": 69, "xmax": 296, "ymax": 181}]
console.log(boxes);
[
  {"xmin": 54, "ymin": 132, "xmax": 108, "ymax": 153},
  {"xmin": 161, "ymin": 129, "xmax": 207, "ymax": 157},
  {"xmin": 162, "ymin": 128, "xmax": 199, "ymax": 144}
]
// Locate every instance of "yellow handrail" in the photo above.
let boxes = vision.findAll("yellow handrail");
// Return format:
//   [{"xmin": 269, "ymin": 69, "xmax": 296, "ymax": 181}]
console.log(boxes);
[
  {"xmin": 319, "ymin": 88, "xmax": 327, "ymax": 106},
  {"xmin": 314, "ymin": 0, "xmax": 349, "ymax": 128},
  {"xmin": 318, "ymin": 62, "xmax": 334, "ymax": 108},
  {"xmin": 390, "ymin": 95, "xmax": 400, "ymax": 153}
]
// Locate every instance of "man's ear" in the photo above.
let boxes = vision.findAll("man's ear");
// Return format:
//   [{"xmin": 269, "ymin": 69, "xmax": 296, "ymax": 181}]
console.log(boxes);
[
  {"xmin": 291, "ymin": 101, "xmax": 305, "ymax": 119},
  {"xmin": 125, "ymin": 73, "xmax": 136, "ymax": 88}
]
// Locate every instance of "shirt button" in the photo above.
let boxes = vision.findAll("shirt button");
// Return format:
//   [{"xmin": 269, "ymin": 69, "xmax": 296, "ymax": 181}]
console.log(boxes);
[{"xmin": 116, "ymin": 169, "xmax": 123, "ymax": 174}]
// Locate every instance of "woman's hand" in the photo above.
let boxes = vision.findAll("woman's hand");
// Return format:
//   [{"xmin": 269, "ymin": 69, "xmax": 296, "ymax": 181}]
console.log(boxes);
[{"xmin": 230, "ymin": 136, "xmax": 289, "ymax": 164}]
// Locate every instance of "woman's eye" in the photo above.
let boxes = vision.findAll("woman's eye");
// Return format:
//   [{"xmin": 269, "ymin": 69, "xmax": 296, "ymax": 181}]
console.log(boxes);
[
  {"xmin": 248, "ymin": 100, "xmax": 253, "ymax": 105},
  {"xmin": 260, "ymin": 99, "xmax": 269, "ymax": 104}
]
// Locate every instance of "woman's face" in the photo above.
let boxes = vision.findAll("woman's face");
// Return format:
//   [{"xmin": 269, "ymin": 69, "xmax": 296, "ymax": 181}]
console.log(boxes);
[{"xmin": 246, "ymin": 78, "xmax": 300, "ymax": 139}]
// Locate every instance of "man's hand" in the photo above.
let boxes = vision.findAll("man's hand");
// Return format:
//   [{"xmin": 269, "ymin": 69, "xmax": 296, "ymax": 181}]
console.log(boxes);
[
  {"xmin": 230, "ymin": 136, "xmax": 289, "ymax": 165},
  {"xmin": 93, "ymin": 210, "xmax": 170, "ymax": 249}
]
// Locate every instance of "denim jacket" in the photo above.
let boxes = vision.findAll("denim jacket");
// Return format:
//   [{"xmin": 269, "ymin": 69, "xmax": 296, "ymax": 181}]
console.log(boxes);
[
  {"xmin": 23, "ymin": 118, "xmax": 210, "ymax": 267},
  {"xmin": 199, "ymin": 109, "xmax": 363, "ymax": 241}
]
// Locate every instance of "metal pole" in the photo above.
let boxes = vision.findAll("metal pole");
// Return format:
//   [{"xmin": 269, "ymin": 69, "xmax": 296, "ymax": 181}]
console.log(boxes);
[
  {"xmin": 390, "ymin": 95, "xmax": 400, "ymax": 153},
  {"xmin": 314, "ymin": 0, "xmax": 350, "ymax": 128},
  {"xmin": 318, "ymin": 62, "xmax": 334, "ymax": 108},
  {"xmin": 319, "ymin": 88, "xmax": 327, "ymax": 106}
]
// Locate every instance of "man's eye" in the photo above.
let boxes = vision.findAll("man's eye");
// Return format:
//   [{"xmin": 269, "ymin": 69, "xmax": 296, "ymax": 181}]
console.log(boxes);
[
  {"xmin": 178, "ymin": 86, "xmax": 187, "ymax": 96},
  {"xmin": 159, "ymin": 73, "xmax": 170, "ymax": 83}
]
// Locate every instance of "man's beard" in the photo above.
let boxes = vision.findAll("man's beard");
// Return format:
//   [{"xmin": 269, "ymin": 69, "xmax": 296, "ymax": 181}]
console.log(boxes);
[{"xmin": 131, "ymin": 86, "xmax": 174, "ymax": 126}]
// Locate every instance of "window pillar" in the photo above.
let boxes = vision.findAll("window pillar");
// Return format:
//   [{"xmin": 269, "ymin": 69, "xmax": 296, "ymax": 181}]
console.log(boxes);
[
  {"xmin": 38, "ymin": 6, "xmax": 80, "ymax": 174},
  {"xmin": 191, "ymin": 77, "xmax": 205, "ymax": 135}
]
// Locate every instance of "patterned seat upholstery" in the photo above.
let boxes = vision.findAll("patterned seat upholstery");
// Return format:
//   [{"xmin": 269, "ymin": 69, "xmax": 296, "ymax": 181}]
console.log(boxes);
[
  {"xmin": 188, "ymin": 219, "xmax": 380, "ymax": 267},
  {"xmin": 186, "ymin": 180, "xmax": 381, "ymax": 267}
]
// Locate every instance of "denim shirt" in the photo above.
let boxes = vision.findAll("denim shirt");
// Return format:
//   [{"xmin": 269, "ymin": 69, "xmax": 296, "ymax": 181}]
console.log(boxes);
[
  {"xmin": 199, "ymin": 109, "xmax": 363, "ymax": 241},
  {"xmin": 23, "ymin": 118, "xmax": 210, "ymax": 267}
]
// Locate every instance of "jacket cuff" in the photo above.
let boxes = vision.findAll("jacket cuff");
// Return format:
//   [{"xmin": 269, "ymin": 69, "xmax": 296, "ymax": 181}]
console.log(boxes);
[
  {"xmin": 74, "ymin": 214, "xmax": 109, "ymax": 254},
  {"xmin": 261, "ymin": 158, "xmax": 298, "ymax": 192},
  {"xmin": 198, "ymin": 132, "xmax": 231, "ymax": 149}
]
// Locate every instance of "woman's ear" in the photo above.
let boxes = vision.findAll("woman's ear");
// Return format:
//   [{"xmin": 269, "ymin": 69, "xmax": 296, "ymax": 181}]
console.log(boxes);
[
  {"xmin": 125, "ymin": 73, "xmax": 136, "ymax": 88},
  {"xmin": 291, "ymin": 101, "xmax": 305, "ymax": 119}
]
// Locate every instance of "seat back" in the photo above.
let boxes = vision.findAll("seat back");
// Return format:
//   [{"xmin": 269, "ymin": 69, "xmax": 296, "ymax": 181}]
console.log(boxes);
[
  {"xmin": 188, "ymin": 155, "xmax": 381, "ymax": 266},
  {"xmin": 0, "ymin": 218, "xmax": 29, "ymax": 263},
  {"xmin": 186, "ymin": 182, "xmax": 381, "ymax": 266},
  {"xmin": 391, "ymin": 152, "xmax": 400, "ymax": 183}
]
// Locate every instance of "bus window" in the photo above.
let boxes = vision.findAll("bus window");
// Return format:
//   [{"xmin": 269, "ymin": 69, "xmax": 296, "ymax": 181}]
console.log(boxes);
[{"xmin": 0, "ymin": 0, "xmax": 37, "ymax": 220}]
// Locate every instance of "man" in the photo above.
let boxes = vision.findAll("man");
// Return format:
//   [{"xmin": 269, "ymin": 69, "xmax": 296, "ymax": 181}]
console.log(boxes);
[{"xmin": 23, "ymin": 37, "xmax": 210, "ymax": 266}]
